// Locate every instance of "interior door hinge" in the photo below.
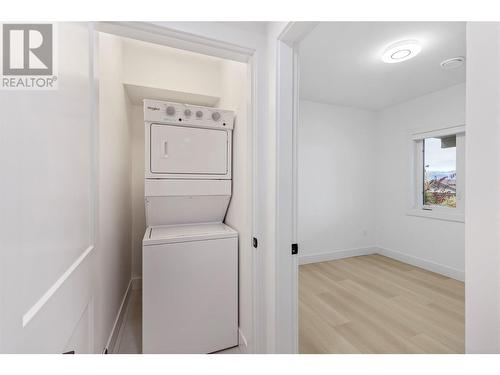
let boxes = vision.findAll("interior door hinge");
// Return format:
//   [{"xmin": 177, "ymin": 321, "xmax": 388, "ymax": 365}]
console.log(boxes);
[{"xmin": 291, "ymin": 243, "xmax": 298, "ymax": 255}]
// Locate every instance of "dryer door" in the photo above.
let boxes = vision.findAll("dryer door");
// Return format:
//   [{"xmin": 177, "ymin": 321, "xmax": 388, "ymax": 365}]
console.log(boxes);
[{"xmin": 150, "ymin": 124, "xmax": 228, "ymax": 175}]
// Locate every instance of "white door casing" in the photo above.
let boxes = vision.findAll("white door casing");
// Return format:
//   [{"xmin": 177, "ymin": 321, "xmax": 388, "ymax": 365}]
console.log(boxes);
[{"xmin": 273, "ymin": 22, "xmax": 318, "ymax": 353}]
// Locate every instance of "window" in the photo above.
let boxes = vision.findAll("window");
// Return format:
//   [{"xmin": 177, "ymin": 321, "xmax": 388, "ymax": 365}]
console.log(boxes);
[
  {"xmin": 409, "ymin": 126, "xmax": 465, "ymax": 222},
  {"xmin": 423, "ymin": 135, "xmax": 457, "ymax": 208}
]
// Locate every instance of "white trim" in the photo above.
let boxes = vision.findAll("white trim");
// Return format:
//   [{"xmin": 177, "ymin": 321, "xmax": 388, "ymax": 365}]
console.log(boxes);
[
  {"xmin": 275, "ymin": 35, "xmax": 295, "ymax": 354},
  {"xmin": 406, "ymin": 208, "xmax": 465, "ymax": 223},
  {"xmin": 279, "ymin": 22, "xmax": 319, "ymax": 45},
  {"xmin": 22, "ymin": 245, "xmax": 94, "ymax": 328},
  {"xmin": 298, "ymin": 246, "xmax": 464, "ymax": 282},
  {"xmin": 96, "ymin": 22, "xmax": 254, "ymax": 63},
  {"xmin": 248, "ymin": 53, "xmax": 259, "ymax": 355},
  {"xmin": 290, "ymin": 37, "xmax": 300, "ymax": 356},
  {"xmin": 274, "ymin": 21, "xmax": 317, "ymax": 354},
  {"xmin": 299, "ymin": 247, "xmax": 378, "ymax": 265},
  {"xmin": 90, "ymin": 24, "xmax": 100, "ymax": 353},
  {"xmin": 411, "ymin": 124, "xmax": 465, "ymax": 140},
  {"xmin": 103, "ymin": 279, "xmax": 133, "ymax": 354},
  {"xmin": 238, "ymin": 329, "xmax": 249, "ymax": 354},
  {"xmin": 89, "ymin": 23, "xmax": 99, "ymax": 254},
  {"xmin": 376, "ymin": 246, "xmax": 465, "ymax": 282},
  {"xmin": 409, "ymin": 125, "xmax": 466, "ymax": 220}
]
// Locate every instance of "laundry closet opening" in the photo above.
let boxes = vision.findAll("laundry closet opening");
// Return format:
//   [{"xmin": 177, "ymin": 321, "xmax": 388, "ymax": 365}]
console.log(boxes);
[
  {"xmin": 296, "ymin": 22, "xmax": 466, "ymax": 354},
  {"xmin": 97, "ymin": 32, "xmax": 253, "ymax": 354}
]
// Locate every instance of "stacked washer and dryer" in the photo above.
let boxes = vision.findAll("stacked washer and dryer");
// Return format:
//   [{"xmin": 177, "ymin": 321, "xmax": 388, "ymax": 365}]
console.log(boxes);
[{"xmin": 142, "ymin": 99, "xmax": 238, "ymax": 354}]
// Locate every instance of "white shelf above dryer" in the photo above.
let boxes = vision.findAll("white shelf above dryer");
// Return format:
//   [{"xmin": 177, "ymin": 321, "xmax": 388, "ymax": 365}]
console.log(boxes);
[{"xmin": 124, "ymin": 83, "xmax": 220, "ymax": 107}]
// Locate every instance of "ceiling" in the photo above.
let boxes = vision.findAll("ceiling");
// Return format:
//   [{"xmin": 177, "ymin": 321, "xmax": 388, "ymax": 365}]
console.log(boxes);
[{"xmin": 299, "ymin": 22, "xmax": 466, "ymax": 110}]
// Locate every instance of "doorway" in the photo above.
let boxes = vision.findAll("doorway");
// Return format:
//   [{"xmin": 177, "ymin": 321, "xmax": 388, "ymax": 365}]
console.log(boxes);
[
  {"xmin": 94, "ymin": 23, "xmax": 259, "ymax": 354},
  {"xmin": 276, "ymin": 22, "xmax": 466, "ymax": 354}
]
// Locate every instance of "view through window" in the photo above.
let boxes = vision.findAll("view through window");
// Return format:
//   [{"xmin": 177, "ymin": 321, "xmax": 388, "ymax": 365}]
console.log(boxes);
[{"xmin": 423, "ymin": 135, "xmax": 457, "ymax": 208}]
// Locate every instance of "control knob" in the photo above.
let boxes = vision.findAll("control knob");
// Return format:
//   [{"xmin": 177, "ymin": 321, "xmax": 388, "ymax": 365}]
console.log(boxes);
[
  {"xmin": 196, "ymin": 110, "xmax": 203, "ymax": 118},
  {"xmin": 166, "ymin": 106, "xmax": 176, "ymax": 116},
  {"xmin": 211, "ymin": 112, "xmax": 221, "ymax": 121},
  {"xmin": 184, "ymin": 109, "xmax": 192, "ymax": 117}
]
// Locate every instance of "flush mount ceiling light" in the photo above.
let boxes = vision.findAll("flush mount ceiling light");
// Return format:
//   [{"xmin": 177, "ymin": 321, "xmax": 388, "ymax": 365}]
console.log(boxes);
[
  {"xmin": 382, "ymin": 40, "xmax": 422, "ymax": 64},
  {"xmin": 440, "ymin": 56, "xmax": 465, "ymax": 70}
]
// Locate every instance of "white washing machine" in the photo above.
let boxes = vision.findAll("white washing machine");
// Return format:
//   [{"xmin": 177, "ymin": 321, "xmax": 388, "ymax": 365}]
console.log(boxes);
[
  {"xmin": 142, "ymin": 100, "xmax": 238, "ymax": 354},
  {"xmin": 143, "ymin": 223, "xmax": 238, "ymax": 354}
]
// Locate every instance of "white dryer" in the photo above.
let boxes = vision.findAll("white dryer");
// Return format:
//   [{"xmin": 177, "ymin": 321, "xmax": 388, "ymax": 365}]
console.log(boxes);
[
  {"xmin": 144, "ymin": 99, "xmax": 234, "ymax": 226},
  {"xmin": 142, "ymin": 100, "xmax": 238, "ymax": 354}
]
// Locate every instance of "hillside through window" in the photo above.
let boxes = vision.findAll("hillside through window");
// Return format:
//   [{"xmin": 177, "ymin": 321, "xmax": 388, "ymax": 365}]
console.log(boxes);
[{"xmin": 423, "ymin": 135, "xmax": 457, "ymax": 208}]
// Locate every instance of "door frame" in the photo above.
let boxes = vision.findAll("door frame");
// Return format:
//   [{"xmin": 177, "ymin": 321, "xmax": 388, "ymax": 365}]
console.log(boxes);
[
  {"xmin": 274, "ymin": 22, "xmax": 317, "ymax": 353},
  {"xmin": 273, "ymin": 22, "xmax": 500, "ymax": 355},
  {"xmin": 94, "ymin": 21, "xmax": 263, "ymax": 353}
]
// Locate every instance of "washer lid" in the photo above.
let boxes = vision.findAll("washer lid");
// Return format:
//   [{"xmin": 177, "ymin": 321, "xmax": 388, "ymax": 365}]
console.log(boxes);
[{"xmin": 143, "ymin": 223, "xmax": 238, "ymax": 246}]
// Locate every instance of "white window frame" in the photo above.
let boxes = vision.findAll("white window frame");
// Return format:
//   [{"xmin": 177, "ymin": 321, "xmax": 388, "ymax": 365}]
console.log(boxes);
[{"xmin": 408, "ymin": 124, "xmax": 465, "ymax": 223}]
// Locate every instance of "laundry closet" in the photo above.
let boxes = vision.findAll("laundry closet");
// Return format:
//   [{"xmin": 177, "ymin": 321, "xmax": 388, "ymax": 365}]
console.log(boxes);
[{"xmin": 97, "ymin": 32, "xmax": 253, "ymax": 354}]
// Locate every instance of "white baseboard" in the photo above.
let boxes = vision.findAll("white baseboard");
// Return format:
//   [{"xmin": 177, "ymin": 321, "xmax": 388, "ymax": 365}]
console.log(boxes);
[
  {"xmin": 238, "ymin": 328, "xmax": 249, "ymax": 354},
  {"xmin": 375, "ymin": 246, "xmax": 465, "ymax": 282},
  {"xmin": 103, "ymin": 278, "xmax": 132, "ymax": 354},
  {"xmin": 298, "ymin": 245, "xmax": 464, "ymax": 282},
  {"xmin": 299, "ymin": 246, "xmax": 377, "ymax": 265},
  {"xmin": 131, "ymin": 277, "xmax": 142, "ymax": 291}
]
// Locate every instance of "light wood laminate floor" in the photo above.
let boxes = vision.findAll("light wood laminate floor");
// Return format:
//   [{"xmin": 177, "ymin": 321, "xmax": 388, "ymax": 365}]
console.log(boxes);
[{"xmin": 299, "ymin": 254, "xmax": 465, "ymax": 354}]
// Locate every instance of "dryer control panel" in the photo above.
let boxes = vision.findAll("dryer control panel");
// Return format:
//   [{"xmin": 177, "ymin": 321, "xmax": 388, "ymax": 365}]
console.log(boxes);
[{"xmin": 144, "ymin": 99, "xmax": 234, "ymax": 130}]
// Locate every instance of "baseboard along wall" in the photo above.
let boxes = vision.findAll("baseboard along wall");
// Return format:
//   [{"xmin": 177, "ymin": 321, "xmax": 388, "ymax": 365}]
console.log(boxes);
[
  {"xmin": 299, "ymin": 246, "xmax": 464, "ymax": 281},
  {"xmin": 103, "ymin": 279, "xmax": 133, "ymax": 354}
]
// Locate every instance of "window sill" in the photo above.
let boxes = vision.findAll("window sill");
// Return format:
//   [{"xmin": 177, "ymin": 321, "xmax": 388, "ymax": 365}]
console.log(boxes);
[{"xmin": 406, "ymin": 208, "xmax": 465, "ymax": 223}]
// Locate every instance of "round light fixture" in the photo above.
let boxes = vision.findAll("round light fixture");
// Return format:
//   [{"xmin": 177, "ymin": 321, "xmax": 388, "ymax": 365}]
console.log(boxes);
[
  {"xmin": 382, "ymin": 40, "xmax": 422, "ymax": 64},
  {"xmin": 440, "ymin": 56, "xmax": 465, "ymax": 70}
]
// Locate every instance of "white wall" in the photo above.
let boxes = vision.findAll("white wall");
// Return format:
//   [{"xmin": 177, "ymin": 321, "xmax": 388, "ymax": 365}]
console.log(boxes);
[
  {"xmin": 122, "ymin": 38, "xmax": 223, "ymax": 99},
  {"xmin": 298, "ymin": 100, "xmax": 377, "ymax": 262},
  {"xmin": 375, "ymin": 83, "xmax": 465, "ymax": 280},
  {"xmin": 218, "ymin": 59, "xmax": 252, "ymax": 349},
  {"xmin": 95, "ymin": 33, "xmax": 132, "ymax": 352},
  {"xmin": 465, "ymin": 23, "xmax": 500, "ymax": 353},
  {"xmin": 297, "ymin": 84, "xmax": 465, "ymax": 280}
]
